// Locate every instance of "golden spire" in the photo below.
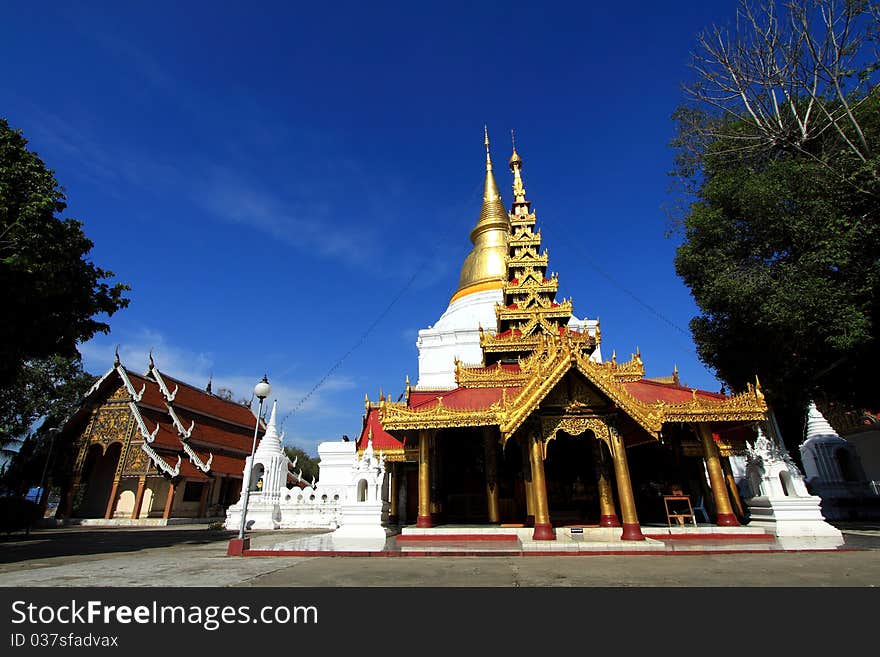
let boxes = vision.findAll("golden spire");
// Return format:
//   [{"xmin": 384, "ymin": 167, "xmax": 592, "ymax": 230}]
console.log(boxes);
[
  {"xmin": 451, "ymin": 125, "xmax": 510, "ymax": 302},
  {"xmin": 475, "ymin": 125, "xmax": 509, "ymax": 238},
  {"xmin": 509, "ymin": 129, "xmax": 530, "ymax": 215}
]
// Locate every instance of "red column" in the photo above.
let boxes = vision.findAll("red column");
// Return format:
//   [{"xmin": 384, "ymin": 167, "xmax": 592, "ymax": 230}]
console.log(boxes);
[
  {"xmin": 104, "ymin": 478, "xmax": 120, "ymax": 519},
  {"xmin": 162, "ymin": 481, "xmax": 177, "ymax": 520},
  {"xmin": 197, "ymin": 480, "xmax": 211, "ymax": 518},
  {"xmin": 130, "ymin": 476, "xmax": 147, "ymax": 520}
]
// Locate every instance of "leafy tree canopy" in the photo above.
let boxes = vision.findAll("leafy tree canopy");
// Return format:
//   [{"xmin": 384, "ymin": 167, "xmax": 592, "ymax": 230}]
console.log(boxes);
[
  {"xmin": 283, "ymin": 445, "xmax": 320, "ymax": 484},
  {"xmin": 0, "ymin": 118, "xmax": 129, "ymax": 392},
  {"xmin": 672, "ymin": 1, "xmax": 879, "ymax": 449},
  {"xmin": 672, "ymin": 92, "xmax": 879, "ymax": 448},
  {"xmin": 0, "ymin": 355, "xmax": 97, "ymax": 495}
]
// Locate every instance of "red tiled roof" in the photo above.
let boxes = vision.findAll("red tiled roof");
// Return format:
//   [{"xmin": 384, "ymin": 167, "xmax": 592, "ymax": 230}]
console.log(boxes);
[
  {"xmin": 135, "ymin": 401, "xmax": 254, "ymax": 454},
  {"xmin": 622, "ymin": 379, "xmax": 727, "ymax": 405},
  {"xmin": 357, "ymin": 408, "xmax": 406, "ymax": 451},
  {"xmin": 127, "ymin": 370, "xmax": 257, "ymax": 429},
  {"xmin": 409, "ymin": 386, "xmax": 522, "ymax": 411},
  {"xmin": 118, "ymin": 368, "xmax": 260, "ymax": 481}
]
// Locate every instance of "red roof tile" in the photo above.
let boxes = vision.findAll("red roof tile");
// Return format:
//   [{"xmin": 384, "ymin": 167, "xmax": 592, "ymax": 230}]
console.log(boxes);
[
  {"xmin": 357, "ymin": 408, "xmax": 406, "ymax": 451},
  {"xmin": 622, "ymin": 379, "xmax": 727, "ymax": 405},
  {"xmin": 127, "ymin": 370, "xmax": 257, "ymax": 429},
  {"xmin": 409, "ymin": 386, "xmax": 522, "ymax": 411}
]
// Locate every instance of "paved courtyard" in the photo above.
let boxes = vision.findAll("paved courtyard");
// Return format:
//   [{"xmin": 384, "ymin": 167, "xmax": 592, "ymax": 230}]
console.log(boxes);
[{"xmin": 1, "ymin": 524, "xmax": 878, "ymax": 587}]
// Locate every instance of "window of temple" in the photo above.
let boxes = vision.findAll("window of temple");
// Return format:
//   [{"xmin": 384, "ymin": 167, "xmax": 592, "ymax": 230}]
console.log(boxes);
[
  {"xmin": 183, "ymin": 481, "xmax": 204, "ymax": 502},
  {"xmin": 357, "ymin": 479, "xmax": 368, "ymax": 502}
]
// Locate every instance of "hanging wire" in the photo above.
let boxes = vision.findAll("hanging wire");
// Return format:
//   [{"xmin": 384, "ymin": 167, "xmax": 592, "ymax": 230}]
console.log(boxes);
[
  {"xmin": 552, "ymin": 223, "xmax": 696, "ymax": 350},
  {"xmin": 277, "ymin": 179, "xmax": 483, "ymax": 430}
]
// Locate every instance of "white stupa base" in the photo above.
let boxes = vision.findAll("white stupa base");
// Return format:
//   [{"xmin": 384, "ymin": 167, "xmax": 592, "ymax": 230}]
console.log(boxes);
[
  {"xmin": 224, "ymin": 504, "xmax": 279, "ymax": 531},
  {"xmin": 225, "ymin": 500, "xmax": 339, "ymax": 531},
  {"xmin": 333, "ymin": 503, "xmax": 387, "ymax": 540},
  {"xmin": 746, "ymin": 496, "xmax": 843, "ymax": 539}
]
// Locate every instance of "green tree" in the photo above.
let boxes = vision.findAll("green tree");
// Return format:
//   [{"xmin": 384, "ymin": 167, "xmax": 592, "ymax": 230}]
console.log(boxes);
[
  {"xmin": 0, "ymin": 355, "xmax": 96, "ymax": 498},
  {"xmin": 673, "ymin": 1, "xmax": 880, "ymax": 452},
  {"xmin": 0, "ymin": 118, "xmax": 129, "ymax": 399},
  {"xmin": 283, "ymin": 445, "xmax": 320, "ymax": 485}
]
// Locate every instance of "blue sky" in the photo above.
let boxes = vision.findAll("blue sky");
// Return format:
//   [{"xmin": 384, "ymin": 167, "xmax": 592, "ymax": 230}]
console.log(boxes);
[{"xmin": 2, "ymin": 1, "xmax": 741, "ymax": 455}]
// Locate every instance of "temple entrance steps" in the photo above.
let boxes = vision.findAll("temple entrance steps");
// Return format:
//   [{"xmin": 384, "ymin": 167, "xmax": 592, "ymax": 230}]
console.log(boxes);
[{"xmin": 396, "ymin": 524, "xmax": 777, "ymax": 553}]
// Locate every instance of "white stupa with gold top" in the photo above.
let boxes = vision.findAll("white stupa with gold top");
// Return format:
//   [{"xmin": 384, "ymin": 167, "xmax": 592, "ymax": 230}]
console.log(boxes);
[{"xmin": 416, "ymin": 129, "xmax": 599, "ymax": 389}]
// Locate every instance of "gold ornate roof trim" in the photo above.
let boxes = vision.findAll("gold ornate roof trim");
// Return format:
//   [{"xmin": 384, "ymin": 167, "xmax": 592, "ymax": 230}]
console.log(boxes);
[
  {"xmin": 493, "ymin": 335, "xmax": 767, "ymax": 441},
  {"xmin": 378, "ymin": 396, "xmax": 504, "ymax": 431},
  {"xmin": 455, "ymin": 360, "xmax": 530, "ymax": 388},
  {"xmin": 500, "ymin": 353, "xmax": 573, "ymax": 438},
  {"xmin": 479, "ymin": 324, "xmax": 595, "ymax": 352},
  {"xmin": 597, "ymin": 352, "xmax": 645, "ymax": 382}
]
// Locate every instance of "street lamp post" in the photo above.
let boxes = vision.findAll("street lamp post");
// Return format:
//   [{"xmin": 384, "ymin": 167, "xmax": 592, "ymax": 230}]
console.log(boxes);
[
  {"xmin": 238, "ymin": 375, "xmax": 271, "ymax": 540},
  {"xmin": 229, "ymin": 375, "xmax": 271, "ymax": 555}
]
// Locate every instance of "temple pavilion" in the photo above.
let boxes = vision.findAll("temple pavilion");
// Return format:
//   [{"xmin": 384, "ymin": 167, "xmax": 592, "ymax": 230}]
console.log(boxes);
[{"xmin": 358, "ymin": 130, "xmax": 768, "ymax": 540}]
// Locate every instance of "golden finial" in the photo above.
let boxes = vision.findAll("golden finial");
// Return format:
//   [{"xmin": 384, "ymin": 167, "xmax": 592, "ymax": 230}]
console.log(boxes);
[
  {"xmin": 509, "ymin": 129, "xmax": 522, "ymax": 168},
  {"xmin": 611, "ymin": 349, "xmax": 617, "ymax": 364},
  {"xmin": 364, "ymin": 392, "xmax": 370, "ymax": 411},
  {"xmin": 484, "ymin": 124, "xmax": 491, "ymax": 168}
]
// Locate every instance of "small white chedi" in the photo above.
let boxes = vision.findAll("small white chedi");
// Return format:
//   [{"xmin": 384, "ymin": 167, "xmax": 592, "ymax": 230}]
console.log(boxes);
[
  {"xmin": 224, "ymin": 402, "xmax": 388, "ymax": 538},
  {"xmin": 743, "ymin": 422, "xmax": 842, "ymax": 540},
  {"xmin": 799, "ymin": 401, "xmax": 874, "ymax": 520}
]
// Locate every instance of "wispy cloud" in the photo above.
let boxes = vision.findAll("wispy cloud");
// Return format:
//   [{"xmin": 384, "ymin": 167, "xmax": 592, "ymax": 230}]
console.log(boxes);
[{"xmin": 190, "ymin": 164, "xmax": 377, "ymax": 265}]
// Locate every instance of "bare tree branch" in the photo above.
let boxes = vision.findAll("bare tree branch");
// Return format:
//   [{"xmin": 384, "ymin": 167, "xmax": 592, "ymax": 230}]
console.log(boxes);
[{"xmin": 683, "ymin": 0, "xmax": 879, "ymax": 189}]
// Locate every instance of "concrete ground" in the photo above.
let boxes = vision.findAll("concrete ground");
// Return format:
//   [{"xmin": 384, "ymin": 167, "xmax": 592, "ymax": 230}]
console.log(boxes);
[{"xmin": 1, "ymin": 524, "xmax": 879, "ymax": 587}]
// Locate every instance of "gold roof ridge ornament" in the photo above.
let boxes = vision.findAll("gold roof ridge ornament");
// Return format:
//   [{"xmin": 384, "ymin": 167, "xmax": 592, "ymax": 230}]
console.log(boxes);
[{"xmin": 451, "ymin": 125, "xmax": 511, "ymax": 302}]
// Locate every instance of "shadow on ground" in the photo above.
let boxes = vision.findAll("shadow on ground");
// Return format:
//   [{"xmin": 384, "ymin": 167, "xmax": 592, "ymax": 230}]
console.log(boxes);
[{"xmin": 0, "ymin": 528, "xmax": 235, "ymax": 564}]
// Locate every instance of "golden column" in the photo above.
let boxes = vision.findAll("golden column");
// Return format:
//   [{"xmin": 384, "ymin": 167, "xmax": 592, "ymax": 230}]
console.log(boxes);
[
  {"xmin": 520, "ymin": 437, "xmax": 535, "ymax": 526},
  {"xmin": 388, "ymin": 463, "xmax": 399, "ymax": 524},
  {"xmin": 417, "ymin": 430, "xmax": 433, "ymax": 528},
  {"xmin": 607, "ymin": 422, "xmax": 644, "ymax": 540},
  {"xmin": 430, "ymin": 434, "xmax": 442, "ymax": 520},
  {"xmin": 529, "ymin": 431, "xmax": 555, "ymax": 540},
  {"xmin": 483, "ymin": 429, "xmax": 500, "ymax": 524},
  {"xmin": 696, "ymin": 424, "xmax": 740, "ymax": 525},
  {"xmin": 593, "ymin": 439, "xmax": 620, "ymax": 527},
  {"xmin": 721, "ymin": 456, "xmax": 746, "ymax": 520}
]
